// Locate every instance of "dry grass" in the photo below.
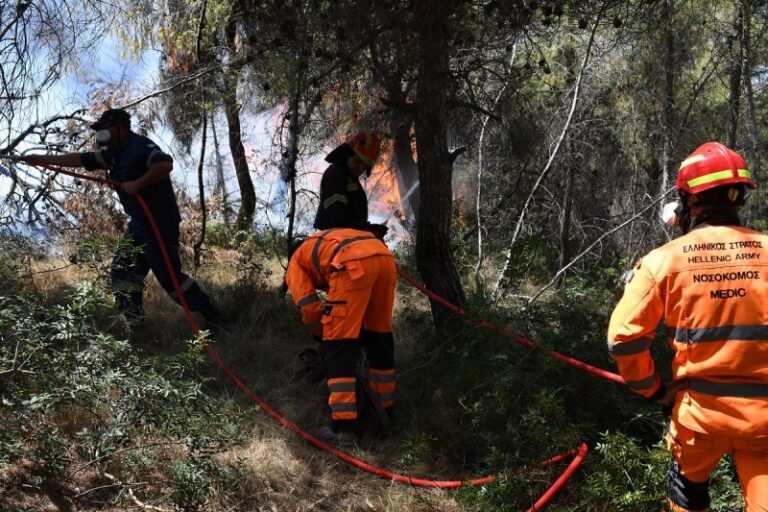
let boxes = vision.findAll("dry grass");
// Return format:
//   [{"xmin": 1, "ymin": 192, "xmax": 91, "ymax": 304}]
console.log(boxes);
[{"xmin": 11, "ymin": 249, "xmax": 474, "ymax": 512}]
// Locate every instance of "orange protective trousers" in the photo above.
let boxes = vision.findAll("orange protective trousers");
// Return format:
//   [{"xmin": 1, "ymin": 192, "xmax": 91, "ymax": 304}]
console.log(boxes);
[
  {"xmin": 666, "ymin": 416, "xmax": 768, "ymax": 512},
  {"xmin": 322, "ymin": 254, "xmax": 396, "ymax": 425}
]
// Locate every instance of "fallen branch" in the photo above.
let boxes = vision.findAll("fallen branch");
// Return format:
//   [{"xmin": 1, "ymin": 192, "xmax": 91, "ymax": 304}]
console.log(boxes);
[{"xmin": 102, "ymin": 473, "xmax": 169, "ymax": 512}]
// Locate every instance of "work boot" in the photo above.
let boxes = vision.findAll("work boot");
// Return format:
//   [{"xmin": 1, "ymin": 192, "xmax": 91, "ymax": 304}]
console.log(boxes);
[
  {"xmin": 197, "ymin": 301, "xmax": 224, "ymax": 335},
  {"xmin": 297, "ymin": 348, "xmax": 325, "ymax": 383},
  {"xmin": 315, "ymin": 425, "xmax": 357, "ymax": 446}
]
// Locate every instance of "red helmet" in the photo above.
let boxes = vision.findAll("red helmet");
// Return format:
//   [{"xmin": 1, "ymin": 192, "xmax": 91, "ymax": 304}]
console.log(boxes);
[
  {"xmin": 349, "ymin": 131, "xmax": 381, "ymax": 168},
  {"xmin": 676, "ymin": 142, "xmax": 756, "ymax": 194}
]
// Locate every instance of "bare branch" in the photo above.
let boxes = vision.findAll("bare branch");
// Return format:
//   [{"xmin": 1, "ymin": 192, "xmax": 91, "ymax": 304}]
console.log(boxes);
[
  {"xmin": 491, "ymin": 2, "xmax": 607, "ymax": 301},
  {"xmin": 527, "ymin": 186, "xmax": 675, "ymax": 305}
]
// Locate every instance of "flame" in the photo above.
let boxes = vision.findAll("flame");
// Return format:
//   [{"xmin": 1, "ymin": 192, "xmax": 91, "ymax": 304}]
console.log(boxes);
[{"xmin": 365, "ymin": 140, "xmax": 402, "ymax": 219}]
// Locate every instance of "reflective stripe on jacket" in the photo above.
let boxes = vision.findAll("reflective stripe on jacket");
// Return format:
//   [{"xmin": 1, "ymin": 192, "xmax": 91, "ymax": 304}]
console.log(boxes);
[
  {"xmin": 313, "ymin": 162, "xmax": 368, "ymax": 230},
  {"xmin": 285, "ymin": 228, "xmax": 392, "ymax": 327},
  {"xmin": 608, "ymin": 224, "xmax": 768, "ymax": 436},
  {"xmin": 81, "ymin": 132, "xmax": 179, "ymax": 229}
]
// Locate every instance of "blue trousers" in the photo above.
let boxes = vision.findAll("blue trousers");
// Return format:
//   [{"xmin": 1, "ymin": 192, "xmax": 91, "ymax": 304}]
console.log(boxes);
[{"xmin": 111, "ymin": 224, "xmax": 209, "ymax": 313}]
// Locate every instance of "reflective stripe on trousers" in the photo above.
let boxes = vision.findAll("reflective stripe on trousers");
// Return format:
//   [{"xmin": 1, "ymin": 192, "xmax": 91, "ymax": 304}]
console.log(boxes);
[
  {"xmin": 327, "ymin": 377, "xmax": 357, "ymax": 421},
  {"xmin": 666, "ymin": 416, "xmax": 768, "ymax": 512},
  {"xmin": 368, "ymin": 368, "xmax": 396, "ymax": 409}
]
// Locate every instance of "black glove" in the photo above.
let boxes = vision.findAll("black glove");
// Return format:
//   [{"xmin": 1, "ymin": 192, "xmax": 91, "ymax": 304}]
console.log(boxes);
[
  {"xmin": 647, "ymin": 381, "xmax": 667, "ymax": 402},
  {"xmin": 366, "ymin": 223, "xmax": 388, "ymax": 240},
  {"xmin": 647, "ymin": 379, "xmax": 688, "ymax": 416}
]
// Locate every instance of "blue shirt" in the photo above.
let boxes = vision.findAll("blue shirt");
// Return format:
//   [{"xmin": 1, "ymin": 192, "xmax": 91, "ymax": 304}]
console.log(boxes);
[{"xmin": 82, "ymin": 132, "xmax": 180, "ymax": 229}]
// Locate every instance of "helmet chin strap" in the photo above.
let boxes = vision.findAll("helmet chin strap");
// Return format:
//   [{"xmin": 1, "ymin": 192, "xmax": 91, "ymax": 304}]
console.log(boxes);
[
  {"xmin": 688, "ymin": 206, "xmax": 741, "ymax": 231},
  {"xmin": 678, "ymin": 190, "xmax": 697, "ymax": 233}
]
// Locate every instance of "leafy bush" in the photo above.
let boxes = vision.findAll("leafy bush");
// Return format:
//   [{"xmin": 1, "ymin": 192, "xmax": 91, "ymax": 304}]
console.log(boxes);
[
  {"xmin": 0, "ymin": 235, "xmax": 43, "ymax": 295},
  {"xmin": 0, "ymin": 257, "xmax": 245, "ymax": 510},
  {"xmin": 204, "ymin": 221, "xmax": 232, "ymax": 248},
  {"xmin": 584, "ymin": 432, "xmax": 743, "ymax": 512}
]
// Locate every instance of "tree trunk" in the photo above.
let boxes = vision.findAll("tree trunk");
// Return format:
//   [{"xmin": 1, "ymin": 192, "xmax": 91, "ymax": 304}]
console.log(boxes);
[
  {"xmin": 659, "ymin": 0, "xmax": 676, "ymax": 197},
  {"xmin": 556, "ymin": 162, "xmax": 574, "ymax": 291},
  {"xmin": 224, "ymin": 17, "xmax": 256, "ymax": 232},
  {"xmin": 391, "ymin": 109, "xmax": 419, "ymax": 224},
  {"xmin": 740, "ymin": 0, "xmax": 764, "ymax": 222},
  {"xmin": 193, "ymin": 112, "xmax": 208, "ymax": 268},
  {"xmin": 741, "ymin": 0, "xmax": 759, "ymax": 155},
  {"xmin": 555, "ymin": 45, "xmax": 578, "ymax": 291},
  {"xmin": 413, "ymin": 0, "xmax": 465, "ymax": 330},
  {"xmin": 740, "ymin": 1, "xmax": 761, "ymax": 169},
  {"xmin": 282, "ymin": 94, "xmax": 301, "ymax": 256},
  {"xmin": 473, "ymin": 44, "xmax": 515, "ymax": 288},
  {"xmin": 727, "ymin": 10, "xmax": 743, "ymax": 149},
  {"xmin": 210, "ymin": 114, "xmax": 232, "ymax": 228}
]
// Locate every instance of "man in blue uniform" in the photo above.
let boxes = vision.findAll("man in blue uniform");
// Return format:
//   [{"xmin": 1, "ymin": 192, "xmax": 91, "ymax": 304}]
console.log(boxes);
[{"xmin": 24, "ymin": 108, "xmax": 221, "ymax": 328}]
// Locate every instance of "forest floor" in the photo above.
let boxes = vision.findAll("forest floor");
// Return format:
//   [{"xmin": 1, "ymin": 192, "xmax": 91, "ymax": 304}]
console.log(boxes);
[{"xmin": 3, "ymin": 249, "xmax": 491, "ymax": 511}]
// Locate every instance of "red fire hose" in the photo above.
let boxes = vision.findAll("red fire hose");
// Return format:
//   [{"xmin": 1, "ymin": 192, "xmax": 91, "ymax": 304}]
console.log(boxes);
[
  {"xmin": 396, "ymin": 268, "xmax": 625, "ymax": 384},
  {"xmin": 27, "ymin": 162, "xmax": 587, "ymax": 507}
]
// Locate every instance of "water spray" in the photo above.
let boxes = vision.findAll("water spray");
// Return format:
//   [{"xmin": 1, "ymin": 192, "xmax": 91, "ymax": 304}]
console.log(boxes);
[{"xmin": 384, "ymin": 179, "xmax": 419, "ymax": 223}]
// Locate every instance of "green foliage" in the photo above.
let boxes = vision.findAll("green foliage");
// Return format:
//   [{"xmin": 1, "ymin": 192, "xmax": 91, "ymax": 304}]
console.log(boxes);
[
  {"xmin": 204, "ymin": 221, "xmax": 232, "ymax": 248},
  {"xmin": 0, "ymin": 235, "xmax": 44, "ymax": 295},
  {"xmin": 232, "ymin": 230, "xmax": 275, "ymax": 288},
  {"xmin": 0, "ymin": 249, "xmax": 26, "ymax": 296},
  {"xmin": 584, "ymin": 432, "xmax": 669, "ymax": 511},
  {"xmin": 459, "ymin": 476, "xmax": 537, "ymax": 512},
  {"xmin": 397, "ymin": 431, "xmax": 437, "ymax": 468},
  {"xmin": 69, "ymin": 235, "xmax": 111, "ymax": 272},
  {"xmin": 0, "ymin": 255, "xmax": 244, "ymax": 509},
  {"xmin": 170, "ymin": 453, "xmax": 241, "ymax": 512},
  {"xmin": 584, "ymin": 432, "xmax": 743, "ymax": 512}
]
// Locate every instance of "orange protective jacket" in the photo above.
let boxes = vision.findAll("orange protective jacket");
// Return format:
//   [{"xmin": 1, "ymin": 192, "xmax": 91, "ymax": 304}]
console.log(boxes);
[
  {"xmin": 608, "ymin": 224, "xmax": 768, "ymax": 436},
  {"xmin": 285, "ymin": 228, "xmax": 391, "ymax": 333}
]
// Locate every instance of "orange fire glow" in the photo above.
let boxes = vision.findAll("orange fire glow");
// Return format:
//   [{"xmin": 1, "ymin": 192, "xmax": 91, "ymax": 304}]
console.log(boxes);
[{"xmin": 365, "ymin": 139, "xmax": 403, "ymax": 219}]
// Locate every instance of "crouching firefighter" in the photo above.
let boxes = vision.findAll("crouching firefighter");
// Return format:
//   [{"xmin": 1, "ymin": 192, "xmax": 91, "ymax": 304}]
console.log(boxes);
[
  {"xmin": 22, "ymin": 108, "xmax": 221, "ymax": 329},
  {"xmin": 608, "ymin": 142, "xmax": 768, "ymax": 512},
  {"xmin": 285, "ymin": 228, "xmax": 397, "ymax": 441}
]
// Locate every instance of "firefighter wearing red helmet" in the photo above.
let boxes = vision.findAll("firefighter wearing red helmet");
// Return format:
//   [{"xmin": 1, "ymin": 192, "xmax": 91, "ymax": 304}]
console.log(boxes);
[
  {"xmin": 608, "ymin": 142, "xmax": 768, "ymax": 512},
  {"xmin": 313, "ymin": 131, "xmax": 388, "ymax": 240}
]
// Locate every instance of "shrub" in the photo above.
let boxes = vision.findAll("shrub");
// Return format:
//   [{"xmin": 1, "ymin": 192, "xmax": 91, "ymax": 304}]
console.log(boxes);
[
  {"xmin": 0, "ymin": 256, "xmax": 244, "ymax": 510},
  {"xmin": 584, "ymin": 432, "xmax": 743, "ymax": 512}
]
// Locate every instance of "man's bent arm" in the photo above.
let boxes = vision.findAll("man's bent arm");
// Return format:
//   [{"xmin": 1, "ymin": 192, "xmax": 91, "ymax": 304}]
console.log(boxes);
[{"xmin": 23, "ymin": 153, "xmax": 83, "ymax": 168}]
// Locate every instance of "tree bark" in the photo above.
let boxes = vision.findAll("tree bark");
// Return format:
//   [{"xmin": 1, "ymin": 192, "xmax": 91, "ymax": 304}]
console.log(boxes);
[
  {"xmin": 193, "ymin": 112, "xmax": 208, "ymax": 268},
  {"xmin": 473, "ymin": 44, "xmax": 515, "ymax": 288},
  {"xmin": 413, "ymin": 0, "xmax": 465, "ymax": 330},
  {"xmin": 224, "ymin": 16, "xmax": 256, "ymax": 232},
  {"xmin": 555, "ymin": 45, "xmax": 578, "ymax": 291},
  {"xmin": 391, "ymin": 109, "xmax": 419, "ymax": 224},
  {"xmin": 282, "ymin": 94, "xmax": 301, "ymax": 257},
  {"xmin": 556, "ymin": 161, "xmax": 574, "ymax": 291},
  {"xmin": 727, "ymin": 10, "xmax": 743, "ymax": 149},
  {"xmin": 740, "ymin": 1, "xmax": 761, "ymax": 169},
  {"xmin": 659, "ymin": 0, "xmax": 676, "ymax": 196},
  {"xmin": 210, "ymin": 114, "xmax": 232, "ymax": 228}
]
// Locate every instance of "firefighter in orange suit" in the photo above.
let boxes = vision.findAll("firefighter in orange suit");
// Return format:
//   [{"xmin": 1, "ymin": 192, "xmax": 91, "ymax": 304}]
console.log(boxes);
[
  {"xmin": 285, "ymin": 228, "xmax": 397, "ymax": 437},
  {"xmin": 608, "ymin": 142, "xmax": 768, "ymax": 512}
]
